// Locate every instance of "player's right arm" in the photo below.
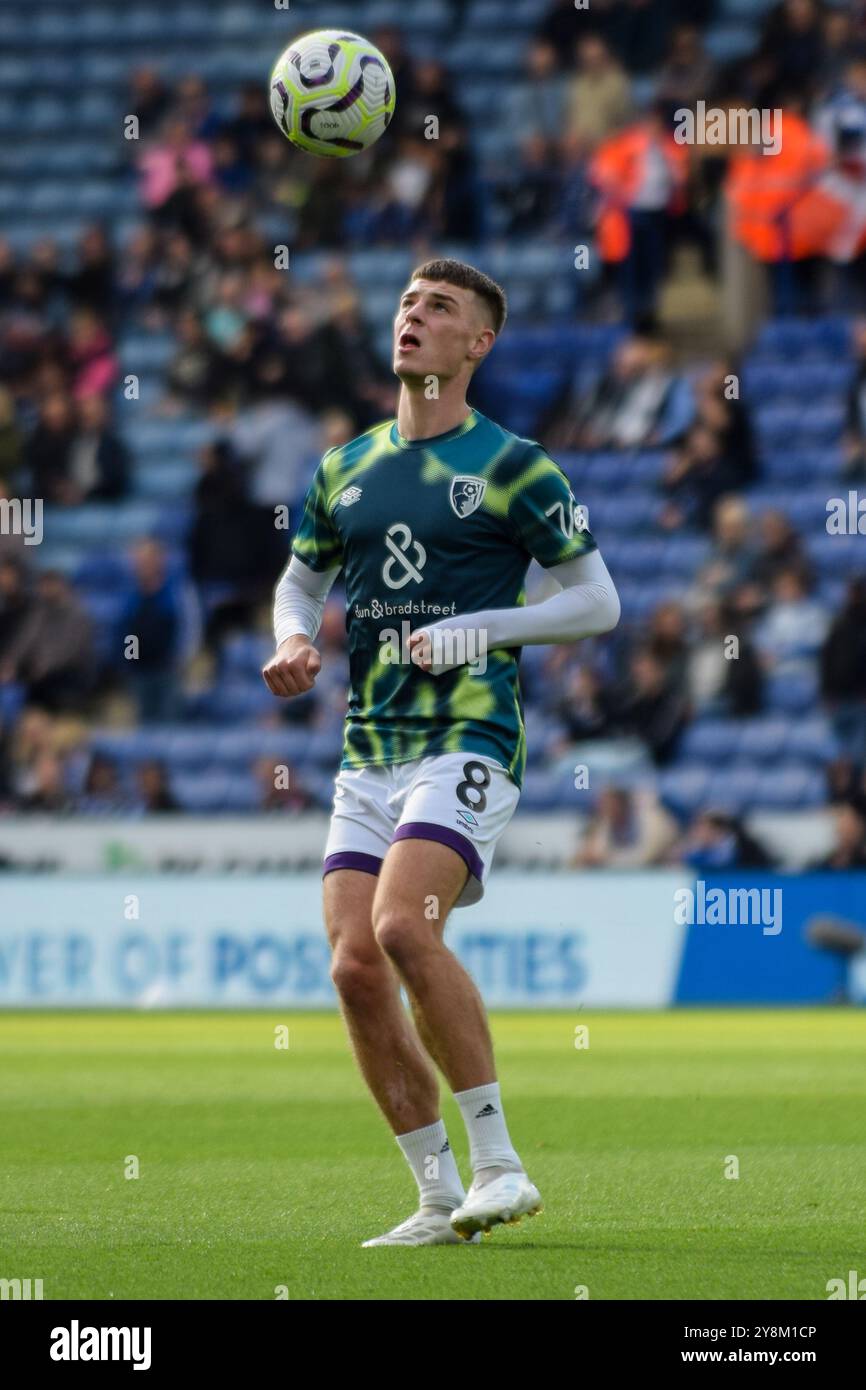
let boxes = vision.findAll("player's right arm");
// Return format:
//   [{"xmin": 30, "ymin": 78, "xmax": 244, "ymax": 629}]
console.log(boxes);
[{"xmin": 262, "ymin": 456, "xmax": 344, "ymax": 700}]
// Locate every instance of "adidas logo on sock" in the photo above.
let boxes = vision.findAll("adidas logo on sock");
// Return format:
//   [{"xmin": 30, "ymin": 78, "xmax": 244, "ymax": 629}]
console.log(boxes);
[
  {"xmin": 440, "ymin": 1140, "xmax": 450, "ymax": 1152},
  {"xmin": 474, "ymin": 1103, "xmax": 499, "ymax": 1118}
]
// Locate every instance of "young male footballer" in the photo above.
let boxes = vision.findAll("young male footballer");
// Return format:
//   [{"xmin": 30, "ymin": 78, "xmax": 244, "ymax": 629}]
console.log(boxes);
[{"xmin": 262, "ymin": 260, "xmax": 620, "ymax": 1246}]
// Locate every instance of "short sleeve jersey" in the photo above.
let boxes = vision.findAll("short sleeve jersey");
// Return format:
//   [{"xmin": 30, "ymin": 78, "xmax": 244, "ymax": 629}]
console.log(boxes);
[{"xmin": 291, "ymin": 408, "xmax": 597, "ymax": 789}]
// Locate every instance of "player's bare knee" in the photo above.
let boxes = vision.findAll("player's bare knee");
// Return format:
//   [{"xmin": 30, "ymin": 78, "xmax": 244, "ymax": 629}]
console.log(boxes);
[
  {"xmin": 372, "ymin": 911, "xmax": 432, "ymax": 975},
  {"xmin": 330, "ymin": 947, "xmax": 388, "ymax": 1013}
]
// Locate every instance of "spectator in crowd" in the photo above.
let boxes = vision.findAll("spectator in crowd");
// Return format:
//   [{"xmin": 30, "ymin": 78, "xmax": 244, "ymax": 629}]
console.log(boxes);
[
  {"xmin": 25, "ymin": 239, "xmax": 66, "ymax": 316},
  {"xmin": 646, "ymin": 600, "xmax": 690, "ymax": 688},
  {"xmin": 656, "ymin": 24, "xmax": 717, "ymax": 109},
  {"xmin": 68, "ymin": 308, "xmax": 118, "ymax": 400},
  {"xmin": 78, "ymin": 753, "xmax": 135, "ymax": 815},
  {"xmin": 17, "ymin": 747, "xmax": 72, "ymax": 813},
  {"xmin": 0, "ymin": 235, "xmax": 17, "ymax": 309},
  {"xmin": 820, "ymin": 575, "xmax": 866, "ymax": 765},
  {"xmin": 538, "ymin": 0, "xmax": 593, "ymax": 66},
  {"xmin": 126, "ymin": 67, "xmax": 171, "ymax": 142},
  {"xmin": 679, "ymin": 808, "xmax": 775, "ymax": 870},
  {"xmin": 616, "ymin": 0, "xmax": 675, "ymax": 75},
  {"xmin": 572, "ymin": 782, "xmax": 678, "ymax": 867},
  {"xmin": 223, "ymin": 81, "xmax": 275, "ymax": 168},
  {"xmin": 137, "ymin": 117, "xmax": 214, "ymax": 221},
  {"xmin": 550, "ymin": 663, "xmax": 614, "ymax": 745},
  {"xmin": 507, "ymin": 40, "xmax": 568, "ymax": 150},
  {"xmin": 503, "ymin": 134, "xmax": 565, "ymax": 237},
  {"xmin": 813, "ymin": 800, "xmax": 866, "ymax": 868},
  {"xmin": 759, "ymin": 0, "xmax": 827, "ymax": 102},
  {"xmin": 398, "ymin": 58, "xmax": 463, "ymax": 145},
  {"xmin": 0, "ymin": 571, "xmax": 95, "ymax": 712},
  {"xmin": 750, "ymin": 508, "xmax": 812, "ymax": 593},
  {"xmin": 543, "ymin": 329, "xmax": 694, "ymax": 450},
  {"xmin": 0, "ymin": 556, "xmax": 30, "ymax": 647},
  {"xmin": 661, "ymin": 425, "xmax": 748, "ymax": 532},
  {"xmin": 371, "ymin": 28, "xmax": 418, "ymax": 136},
  {"xmin": 0, "ymin": 385, "xmax": 23, "ymax": 487},
  {"xmin": 607, "ymin": 646, "xmax": 690, "ymax": 765},
  {"xmin": 228, "ymin": 393, "xmax": 320, "ymax": 506},
  {"xmin": 163, "ymin": 310, "xmax": 216, "ymax": 410},
  {"xmin": 115, "ymin": 539, "xmax": 190, "ymax": 723},
  {"xmin": 816, "ymin": 8, "xmax": 856, "ymax": 99},
  {"xmin": 753, "ymin": 567, "xmax": 830, "ymax": 680},
  {"xmin": 151, "ymin": 231, "xmax": 202, "ymax": 316},
  {"xmin": 66, "ymin": 395, "xmax": 130, "ymax": 502},
  {"xmin": 589, "ymin": 101, "xmax": 689, "ymax": 322},
  {"xmin": 685, "ymin": 597, "xmax": 764, "ymax": 717},
  {"xmin": 566, "ymin": 35, "xmax": 633, "ymax": 153},
  {"xmin": 843, "ymin": 317, "xmax": 866, "ymax": 477},
  {"xmin": 692, "ymin": 361, "xmax": 756, "ymax": 481},
  {"xmin": 319, "ymin": 291, "xmax": 395, "ymax": 428},
  {"xmin": 691, "ymin": 496, "xmax": 759, "ymax": 600},
  {"xmin": 24, "ymin": 393, "xmax": 76, "ymax": 503},
  {"xmin": 189, "ymin": 438, "xmax": 287, "ymax": 646},
  {"xmin": 725, "ymin": 104, "xmax": 829, "ymax": 315},
  {"xmin": 135, "ymin": 759, "xmax": 179, "ymax": 813},
  {"xmin": 172, "ymin": 73, "xmax": 222, "ymax": 144},
  {"xmin": 254, "ymin": 754, "xmax": 315, "ymax": 812},
  {"xmin": 67, "ymin": 225, "xmax": 115, "ymax": 318}
]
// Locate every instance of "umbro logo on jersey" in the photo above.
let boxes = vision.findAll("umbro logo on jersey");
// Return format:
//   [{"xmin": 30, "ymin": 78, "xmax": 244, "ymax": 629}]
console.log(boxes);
[
  {"xmin": 450, "ymin": 476, "xmax": 487, "ymax": 518},
  {"xmin": 338, "ymin": 486, "xmax": 362, "ymax": 507},
  {"xmin": 475, "ymin": 1103, "xmax": 499, "ymax": 1119}
]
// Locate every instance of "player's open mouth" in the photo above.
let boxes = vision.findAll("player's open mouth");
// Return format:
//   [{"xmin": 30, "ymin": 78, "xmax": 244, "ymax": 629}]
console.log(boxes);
[{"xmin": 399, "ymin": 332, "xmax": 421, "ymax": 350}]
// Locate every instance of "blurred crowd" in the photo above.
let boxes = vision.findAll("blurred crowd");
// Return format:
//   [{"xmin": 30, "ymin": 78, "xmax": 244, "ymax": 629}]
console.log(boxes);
[{"xmin": 0, "ymin": 1, "xmax": 865, "ymax": 873}]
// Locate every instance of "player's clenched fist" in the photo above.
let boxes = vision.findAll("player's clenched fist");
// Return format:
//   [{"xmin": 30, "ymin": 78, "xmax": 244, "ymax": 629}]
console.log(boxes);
[{"xmin": 262, "ymin": 635, "xmax": 321, "ymax": 697}]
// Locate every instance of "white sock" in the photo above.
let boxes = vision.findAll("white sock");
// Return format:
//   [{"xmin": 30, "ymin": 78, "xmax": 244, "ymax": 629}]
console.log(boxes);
[
  {"xmin": 395, "ymin": 1119, "xmax": 466, "ymax": 1212},
  {"xmin": 454, "ymin": 1081, "xmax": 523, "ymax": 1179}
]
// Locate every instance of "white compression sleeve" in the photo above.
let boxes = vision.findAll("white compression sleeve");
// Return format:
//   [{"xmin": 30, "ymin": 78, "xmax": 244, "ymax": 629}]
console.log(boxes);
[
  {"xmin": 272, "ymin": 554, "xmax": 340, "ymax": 646},
  {"xmin": 416, "ymin": 547, "xmax": 620, "ymax": 673}
]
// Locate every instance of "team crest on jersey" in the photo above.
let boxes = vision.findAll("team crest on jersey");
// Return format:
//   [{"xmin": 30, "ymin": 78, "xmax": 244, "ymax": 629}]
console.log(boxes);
[
  {"xmin": 338, "ymin": 486, "xmax": 362, "ymax": 507},
  {"xmin": 449, "ymin": 476, "xmax": 487, "ymax": 518}
]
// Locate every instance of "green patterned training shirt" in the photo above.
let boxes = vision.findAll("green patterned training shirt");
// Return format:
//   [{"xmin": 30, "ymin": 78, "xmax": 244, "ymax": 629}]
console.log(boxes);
[{"xmin": 290, "ymin": 407, "xmax": 597, "ymax": 789}]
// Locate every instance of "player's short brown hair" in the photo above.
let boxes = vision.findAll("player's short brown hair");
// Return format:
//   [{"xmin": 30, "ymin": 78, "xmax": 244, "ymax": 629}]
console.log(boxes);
[{"xmin": 409, "ymin": 258, "xmax": 508, "ymax": 335}]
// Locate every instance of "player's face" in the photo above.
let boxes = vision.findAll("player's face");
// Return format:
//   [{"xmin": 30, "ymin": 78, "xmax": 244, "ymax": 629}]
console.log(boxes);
[{"xmin": 393, "ymin": 279, "xmax": 489, "ymax": 382}]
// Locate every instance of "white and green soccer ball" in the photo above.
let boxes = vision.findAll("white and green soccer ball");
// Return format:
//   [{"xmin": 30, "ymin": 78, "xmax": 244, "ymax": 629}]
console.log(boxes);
[{"xmin": 269, "ymin": 29, "xmax": 396, "ymax": 158}]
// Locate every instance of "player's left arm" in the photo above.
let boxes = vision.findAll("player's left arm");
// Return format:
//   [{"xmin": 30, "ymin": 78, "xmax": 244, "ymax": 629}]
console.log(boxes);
[{"xmin": 409, "ymin": 450, "xmax": 620, "ymax": 672}]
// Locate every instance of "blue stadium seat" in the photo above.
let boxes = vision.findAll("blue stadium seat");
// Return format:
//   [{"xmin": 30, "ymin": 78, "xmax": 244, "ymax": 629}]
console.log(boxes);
[
  {"xmin": 703, "ymin": 765, "xmax": 761, "ymax": 814},
  {"xmin": 753, "ymin": 765, "xmax": 824, "ymax": 810},
  {"xmin": 677, "ymin": 720, "xmax": 742, "ymax": 762},
  {"xmin": 738, "ymin": 716, "xmax": 790, "ymax": 763},
  {"xmin": 786, "ymin": 716, "xmax": 837, "ymax": 764},
  {"xmin": 658, "ymin": 766, "xmax": 710, "ymax": 818},
  {"xmin": 765, "ymin": 669, "xmax": 820, "ymax": 714}
]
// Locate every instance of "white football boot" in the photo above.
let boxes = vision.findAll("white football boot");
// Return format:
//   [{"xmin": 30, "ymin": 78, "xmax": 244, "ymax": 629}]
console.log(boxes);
[
  {"xmin": 450, "ymin": 1169, "xmax": 543, "ymax": 1239},
  {"xmin": 362, "ymin": 1208, "xmax": 481, "ymax": 1247}
]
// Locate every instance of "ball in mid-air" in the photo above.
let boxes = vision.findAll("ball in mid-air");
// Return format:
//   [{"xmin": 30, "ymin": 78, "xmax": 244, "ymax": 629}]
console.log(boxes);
[{"xmin": 269, "ymin": 29, "xmax": 396, "ymax": 158}]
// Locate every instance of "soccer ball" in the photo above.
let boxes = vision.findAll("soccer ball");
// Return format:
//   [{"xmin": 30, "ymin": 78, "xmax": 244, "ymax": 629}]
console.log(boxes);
[{"xmin": 269, "ymin": 30, "xmax": 396, "ymax": 158}]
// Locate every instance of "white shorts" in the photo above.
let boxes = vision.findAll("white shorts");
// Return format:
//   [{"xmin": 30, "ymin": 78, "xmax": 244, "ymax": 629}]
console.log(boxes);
[{"xmin": 323, "ymin": 752, "xmax": 521, "ymax": 907}]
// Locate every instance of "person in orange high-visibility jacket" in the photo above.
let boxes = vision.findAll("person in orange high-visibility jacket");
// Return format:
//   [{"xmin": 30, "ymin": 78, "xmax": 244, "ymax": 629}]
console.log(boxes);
[
  {"xmin": 726, "ymin": 109, "xmax": 831, "ymax": 262},
  {"xmin": 588, "ymin": 105, "xmax": 690, "ymax": 321}
]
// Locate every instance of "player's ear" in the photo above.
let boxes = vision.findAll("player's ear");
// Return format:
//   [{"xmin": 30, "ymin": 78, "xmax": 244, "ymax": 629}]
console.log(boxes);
[{"xmin": 468, "ymin": 326, "xmax": 496, "ymax": 362}]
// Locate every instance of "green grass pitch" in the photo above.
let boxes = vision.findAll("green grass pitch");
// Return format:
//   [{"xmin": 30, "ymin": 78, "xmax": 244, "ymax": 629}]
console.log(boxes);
[{"xmin": 1, "ymin": 1010, "xmax": 863, "ymax": 1300}]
